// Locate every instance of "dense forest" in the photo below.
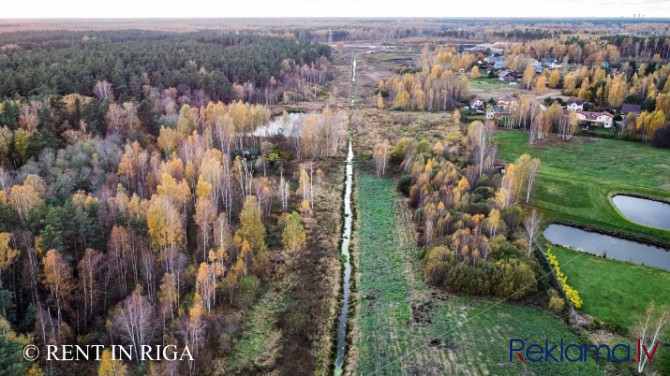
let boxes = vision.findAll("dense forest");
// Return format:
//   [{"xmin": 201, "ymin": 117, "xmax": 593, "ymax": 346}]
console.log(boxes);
[
  {"xmin": 0, "ymin": 30, "xmax": 343, "ymax": 376},
  {"xmin": 0, "ymin": 31, "xmax": 331, "ymax": 102}
]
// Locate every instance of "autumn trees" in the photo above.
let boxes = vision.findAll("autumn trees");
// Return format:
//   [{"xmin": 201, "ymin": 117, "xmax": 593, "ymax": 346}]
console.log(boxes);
[
  {"xmin": 282, "ymin": 212, "xmax": 306, "ymax": 257},
  {"xmin": 378, "ymin": 45, "xmax": 469, "ymax": 111},
  {"xmin": 399, "ymin": 126, "xmax": 541, "ymax": 300},
  {"xmin": 372, "ymin": 140, "xmax": 390, "ymax": 177}
]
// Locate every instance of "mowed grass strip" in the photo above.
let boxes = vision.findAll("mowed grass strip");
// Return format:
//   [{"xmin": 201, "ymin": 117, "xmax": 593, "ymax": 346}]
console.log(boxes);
[
  {"xmin": 550, "ymin": 245, "xmax": 670, "ymax": 330},
  {"xmin": 355, "ymin": 173, "xmax": 602, "ymax": 376},
  {"xmin": 495, "ymin": 131, "xmax": 670, "ymax": 244}
]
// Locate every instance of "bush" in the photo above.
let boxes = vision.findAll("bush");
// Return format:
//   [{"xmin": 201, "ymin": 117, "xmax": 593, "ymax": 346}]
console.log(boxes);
[
  {"xmin": 549, "ymin": 296, "xmax": 565, "ymax": 313},
  {"xmin": 397, "ymin": 175, "xmax": 413, "ymax": 196},
  {"xmin": 548, "ymin": 289, "xmax": 565, "ymax": 313},
  {"xmin": 547, "ymin": 248, "xmax": 582, "ymax": 309},
  {"xmin": 493, "ymin": 259, "xmax": 537, "ymax": 299},
  {"xmin": 652, "ymin": 125, "xmax": 670, "ymax": 149},
  {"xmin": 390, "ymin": 137, "xmax": 413, "ymax": 164}
]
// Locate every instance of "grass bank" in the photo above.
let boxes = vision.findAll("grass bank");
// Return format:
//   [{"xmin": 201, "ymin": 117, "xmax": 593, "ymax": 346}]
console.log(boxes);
[
  {"xmin": 549, "ymin": 245, "xmax": 670, "ymax": 331},
  {"xmin": 496, "ymin": 131, "xmax": 670, "ymax": 245}
]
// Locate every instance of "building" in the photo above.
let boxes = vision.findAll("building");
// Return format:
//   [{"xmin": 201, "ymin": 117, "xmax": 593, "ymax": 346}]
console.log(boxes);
[
  {"xmin": 233, "ymin": 148, "xmax": 261, "ymax": 160},
  {"xmin": 497, "ymin": 96, "xmax": 519, "ymax": 112},
  {"xmin": 498, "ymin": 70, "xmax": 514, "ymax": 82},
  {"xmin": 566, "ymin": 99, "xmax": 585, "ymax": 112},
  {"xmin": 491, "ymin": 57, "xmax": 506, "ymax": 70},
  {"xmin": 470, "ymin": 97, "xmax": 485, "ymax": 111},
  {"xmin": 486, "ymin": 105, "xmax": 506, "ymax": 120},
  {"xmin": 575, "ymin": 111, "xmax": 614, "ymax": 128},
  {"xmin": 621, "ymin": 103, "xmax": 642, "ymax": 116},
  {"xmin": 542, "ymin": 57, "xmax": 562, "ymax": 69}
]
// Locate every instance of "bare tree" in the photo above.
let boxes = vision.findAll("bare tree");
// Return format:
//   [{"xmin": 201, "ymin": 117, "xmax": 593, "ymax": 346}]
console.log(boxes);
[
  {"xmin": 112, "ymin": 285, "xmax": 156, "ymax": 363},
  {"xmin": 525, "ymin": 158, "xmax": 541, "ymax": 204},
  {"xmin": 278, "ymin": 168, "xmax": 290, "ymax": 211},
  {"xmin": 634, "ymin": 301, "xmax": 668, "ymax": 374},
  {"xmin": 467, "ymin": 121, "xmax": 493, "ymax": 179},
  {"xmin": 94, "ymin": 80, "xmax": 114, "ymax": 101},
  {"xmin": 523, "ymin": 209, "xmax": 542, "ymax": 256},
  {"xmin": 373, "ymin": 139, "xmax": 390, "ymax": 176}
]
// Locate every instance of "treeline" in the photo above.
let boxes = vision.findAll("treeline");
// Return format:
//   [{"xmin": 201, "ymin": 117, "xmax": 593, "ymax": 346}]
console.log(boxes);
[
  {"xmin": 0, "ymin": 31, "xmax": 331, "ymax": 103},
  {"xmin": 600, "ymin": 35, "xmax": 670, "ymax": 60},
  {"xmin": 492, "ymin": 28, "xmax": 554, "ymax": 41}
]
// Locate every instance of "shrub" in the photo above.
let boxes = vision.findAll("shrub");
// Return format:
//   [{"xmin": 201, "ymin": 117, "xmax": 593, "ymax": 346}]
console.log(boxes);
[
  {"xmin": 492, "ymin": 259, "xmax": 537, "ymax": 299},
  {"xmin": 390, "ymin": 137, "xmax": 413, "ymax": 164},
  {"xmin": 424, "ymin": 246, "xmax": 453, "ymax": 285},
  {"xmin": 397, "ymin": 175, "xmax": 413, "ymax": 196},
  {"xmin": 548, "ymin": 289, "xmax": 566, "ymax": 313},
  {"xmin": 547, "ymin": 248, "xmax": 582, "ymax": 309},
  {"xmin": 652, "ymin": 125, "xmax": 670, "ymax": 149},
  {"xmin": 549, "ymin": 296, "xmax": 565, "ymax": 313}
]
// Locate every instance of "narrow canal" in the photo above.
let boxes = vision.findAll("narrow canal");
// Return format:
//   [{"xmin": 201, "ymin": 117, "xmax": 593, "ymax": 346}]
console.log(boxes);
[{"xmin": 334, "ymin": 56, "xmax": 356, "ymax": 375}]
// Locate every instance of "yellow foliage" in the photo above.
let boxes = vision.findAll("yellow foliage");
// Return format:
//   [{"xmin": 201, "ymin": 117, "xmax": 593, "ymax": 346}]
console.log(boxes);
[{"xmin": 547, "ymin": 248, "xmax": 582, "ymax": 309}]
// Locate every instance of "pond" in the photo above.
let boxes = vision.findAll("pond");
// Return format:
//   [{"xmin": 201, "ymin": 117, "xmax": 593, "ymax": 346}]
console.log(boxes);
[
  {"xmin": 543, "ymin": 224, "xmax": 670, "ymax": 272},
  {"xmin": 611, "ymin": 195, "xmax": 670, "ymax": 231}
]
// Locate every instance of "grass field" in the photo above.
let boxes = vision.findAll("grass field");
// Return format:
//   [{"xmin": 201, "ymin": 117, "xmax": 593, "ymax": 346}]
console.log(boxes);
[
  {"xmin": 469, "ymin": 77, "xmax": 513, "ymax": 90},
  {"xmin": 496, "ymin": 130, "xmax": 670, "ymax": 245},
  {"xmin": 225, "ymin": 276, "xmax": 294, "ymax": 375},
  {"xmin": 548, "ymin": 245, "xmax": 670, "ymax": 331},
  {"xmin": 350, "ymin": 173, "xmax": 602, "ymax": 376}
]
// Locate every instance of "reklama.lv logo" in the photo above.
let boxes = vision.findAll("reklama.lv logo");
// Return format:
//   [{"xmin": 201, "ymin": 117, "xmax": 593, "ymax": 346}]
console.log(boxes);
[{"xmin": 510, "ymin": 339, "xmax": 659, "ymax": 363}]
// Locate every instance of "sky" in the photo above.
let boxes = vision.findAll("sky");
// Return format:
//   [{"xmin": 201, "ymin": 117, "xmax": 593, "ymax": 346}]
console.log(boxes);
[{"xmin": 1, "ymin": 0, "xmax": 670, "ymax": 18}]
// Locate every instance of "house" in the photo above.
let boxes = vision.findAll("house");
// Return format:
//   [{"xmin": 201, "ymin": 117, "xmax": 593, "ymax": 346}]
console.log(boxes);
[
  {"xmin": 621, "ymin": 103, "xmax": 642, "ymax": 116},
  {"xmin": 470, "ymin": 97, "xmax": 485, "ymax": 111},
  {"xmin": 498, "ymin": 70, "xmax": 514, "ymax": 82},
  {"xmin": 233, "ymin": 148, "xmax": 261, "ymax": 160},
  {"xmin": 492, "ymin": 58, "xmax": 506, "ymax": 70},
  {"xmin": 601, "ymin": 61, "xmax": 611, "ymax": 69},
  {"xmin": 566, "ymin": 99, "xmax": 585, "ymax": 112},
  {"xmin": 542, "ymin": 58, "xmax": 562, "ymax": 69},
  {"xmin": 486, "ymin": 105, "xmax": 507, "ymax": 120},
  {"xmin": 575, "ymin": 111, "xmax": 615, "ymax": 128},
  {"xmin": 497, "ymin": 96, "xmax": 519, "ymax": 112}
]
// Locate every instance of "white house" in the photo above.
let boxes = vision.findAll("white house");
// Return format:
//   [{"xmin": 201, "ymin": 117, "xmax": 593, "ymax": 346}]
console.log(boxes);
[
  {"xmin": 575, "ymin": 110, "xmax": 614, "ymax": 128},
  {"xmin": 566, "ymin": 99, "xmax": 585, "ymax": 112},
  {"xmin": 470, "ymin": 97, "xmax": 485, "ymax": 111}
]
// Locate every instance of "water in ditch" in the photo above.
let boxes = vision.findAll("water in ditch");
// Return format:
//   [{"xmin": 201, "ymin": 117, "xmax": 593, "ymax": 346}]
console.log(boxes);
[{"xmin": 334, "ymin": 56, "xmax": 356, "ymax": 376}]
